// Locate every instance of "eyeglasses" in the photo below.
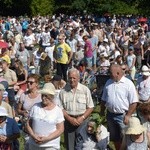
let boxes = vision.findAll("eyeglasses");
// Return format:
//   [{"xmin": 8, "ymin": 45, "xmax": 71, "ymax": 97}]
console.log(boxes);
[{"xmin": 26, "ymin": 81, "xmax": 35, "ymax": 85}]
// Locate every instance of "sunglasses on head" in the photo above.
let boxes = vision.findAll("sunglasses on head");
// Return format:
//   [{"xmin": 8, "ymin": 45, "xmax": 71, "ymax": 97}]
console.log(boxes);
[{"xmin": 26, "ymin": 81, "xmax": 35, "ymax": 85}]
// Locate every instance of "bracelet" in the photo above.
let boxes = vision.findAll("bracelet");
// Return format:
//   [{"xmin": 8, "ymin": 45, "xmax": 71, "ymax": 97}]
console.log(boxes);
[{"xmin": 82, "ymin": 115, "xmax": 85, "ymax": 120}]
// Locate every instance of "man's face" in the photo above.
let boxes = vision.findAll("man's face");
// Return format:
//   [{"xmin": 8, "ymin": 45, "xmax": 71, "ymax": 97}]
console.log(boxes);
[
  {"xmin": 20, "ymin": 43, "xmax": 25, "ymax": 50},
  {"xmin": 1, "ymin": 62, "xmax": 7, "ymax": 70},
  {"xmin": 68, "ymin": 72, "xmax": 79, "ymax": 88}
]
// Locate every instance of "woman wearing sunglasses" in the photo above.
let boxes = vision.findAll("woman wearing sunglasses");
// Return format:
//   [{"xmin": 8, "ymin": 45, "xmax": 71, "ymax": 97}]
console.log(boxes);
[
  {"xmin": 26, "ymin": 83, "xmax": 64, "ymax": 150},
  {"xmin": 17, "ymin": 74, "xmax": 42, "ymax": 118},
  {"xmin": 17, "ymin": 74, "xmax": 42, "ymax": 149}
]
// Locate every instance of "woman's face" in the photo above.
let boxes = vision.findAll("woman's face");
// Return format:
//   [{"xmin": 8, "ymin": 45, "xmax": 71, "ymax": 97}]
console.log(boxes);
[
  {"xmin": 14, "ymin": 63, "xmax": 19, "ymax": 68},
  {"xmin": 27, "ymin": 77, "xmax": 38, "ymax": 90},
  {"xmin": 42, "ymin": 94, "xmax": 53, "ymax": 106},
  {"xmin": 87, "ymin": 121, "xmax": 96, "ymax": 134}
]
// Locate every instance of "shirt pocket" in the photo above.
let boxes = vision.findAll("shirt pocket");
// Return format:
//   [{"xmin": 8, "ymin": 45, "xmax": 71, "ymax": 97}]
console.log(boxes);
[
  {"xmin": 77, "ymin": 95, "xmax": 87, "ymax": 111},
  {"xmin": 64, "ymin": 98, "xmax": 74, "ymax": 111}
]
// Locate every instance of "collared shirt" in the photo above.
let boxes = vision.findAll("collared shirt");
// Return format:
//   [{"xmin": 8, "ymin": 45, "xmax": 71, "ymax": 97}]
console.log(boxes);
[
  {"xmin": 60, "ymin": 82, "xmax": 94, "ymax": 116},
  {"xmin": 3, "ymin": 68, "xmax": 17, "ymax": 88},
  {"xmin": 102, "ymin": 76, "xmax": 138, "ymax": 114},
  {"xmin": 136, "ymin": 76, "xmax": 150, "ymax": 101}
]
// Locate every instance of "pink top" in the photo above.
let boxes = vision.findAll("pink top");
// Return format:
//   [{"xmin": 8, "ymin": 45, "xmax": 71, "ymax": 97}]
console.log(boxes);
[{"xmin": 84, "ymin": 40, "xmax": 93, "ymax": 58}]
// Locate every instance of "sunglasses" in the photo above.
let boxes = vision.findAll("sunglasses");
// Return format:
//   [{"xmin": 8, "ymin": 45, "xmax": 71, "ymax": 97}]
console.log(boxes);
[
  {"xmin": 42, "ymin": 94, "xmax": 51, "ymax": 99},
  {"xmin": 26, "ymin": 81, "xmax": 35, "ymax": 85}
]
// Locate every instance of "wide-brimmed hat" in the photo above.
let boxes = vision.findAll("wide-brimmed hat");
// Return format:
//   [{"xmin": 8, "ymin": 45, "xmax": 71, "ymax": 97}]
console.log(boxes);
[
  {"xmin": 125, "ymin": 117, "xmax": 145, "ymax": 135},
  {"xmin": 39, "ymin": 83, "xmax": 56, "ymax": 95},
  {"xmin": 0, "ymin": 106, "xmax": 8, "ymax": 116},
  {"xmin": 141, "ymin": 65, "xmax": 150, "ymax": 76}
]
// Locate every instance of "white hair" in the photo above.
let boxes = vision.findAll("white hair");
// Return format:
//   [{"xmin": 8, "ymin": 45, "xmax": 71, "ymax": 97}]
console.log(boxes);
[{"xmin": 68, "ymin": 68, "xmax": 80, "ymax": 77}]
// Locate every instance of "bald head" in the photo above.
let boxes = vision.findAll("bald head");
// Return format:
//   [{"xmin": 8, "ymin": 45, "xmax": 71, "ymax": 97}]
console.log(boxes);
[{"xmin": 110, "ymin": 64, "xmax": 124, "ymax": 82}]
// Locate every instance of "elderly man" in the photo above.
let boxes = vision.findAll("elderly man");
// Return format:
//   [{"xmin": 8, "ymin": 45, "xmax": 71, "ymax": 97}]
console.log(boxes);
[
  {"xmin": 100, "ymin": 64, "xmax": 138, "ymax": 150},
  {"xmin": 60, "ymin": 68, "xmax": 94, "ymax": 150}
]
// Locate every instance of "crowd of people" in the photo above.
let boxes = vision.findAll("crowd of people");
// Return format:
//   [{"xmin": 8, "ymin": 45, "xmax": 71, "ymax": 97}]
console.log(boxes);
[{"xmin": 0, "ymin": 14, "xmax": 149, "ymax": 150}]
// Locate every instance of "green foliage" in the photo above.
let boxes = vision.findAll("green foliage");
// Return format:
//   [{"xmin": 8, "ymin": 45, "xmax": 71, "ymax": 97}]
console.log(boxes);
[
  {"xmin": 30, "ymin": 0, "xmax": 54, "ymax": 16},
  {"xmin": 110, "ymin": 1, "xmax": 138, "ymax": 15},
  {"xmin": 0, "ymin": 0, "xmax": 149, "ymax": 17}
]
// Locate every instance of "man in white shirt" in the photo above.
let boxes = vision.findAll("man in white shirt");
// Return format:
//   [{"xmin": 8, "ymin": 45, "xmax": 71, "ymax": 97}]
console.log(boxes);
[{"xmin": 100, "ymin": 64, "xmax": 138, "ymax": 150}]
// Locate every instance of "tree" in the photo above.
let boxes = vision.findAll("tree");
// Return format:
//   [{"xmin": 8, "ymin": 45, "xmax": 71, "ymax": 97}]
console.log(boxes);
[{"xmin": 30, "ymin": 0, "xmax": 54, "ymax": 16}]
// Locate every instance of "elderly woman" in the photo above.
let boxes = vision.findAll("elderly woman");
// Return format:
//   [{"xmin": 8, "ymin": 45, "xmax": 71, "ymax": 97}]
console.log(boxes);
[
  {"xmin": 120, "ymin": 117, "xmax": 148, "ymax": 150},
  {"xmin": 26, "ymin": 83, "xmax": 64, "ymax": 150},
  {"xmin": 75, "ymin": 113, "xmax": 109, "ymax": 150},
  {"xmin": 0, "ymin": 106, "xmax": 20, "ymax": 150}
]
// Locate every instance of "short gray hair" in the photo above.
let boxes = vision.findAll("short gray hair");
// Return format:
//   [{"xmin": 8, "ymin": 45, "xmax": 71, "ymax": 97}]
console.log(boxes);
[{"xmin": 68, "ymin": 68, "xmax": 80, "ymax": 77}]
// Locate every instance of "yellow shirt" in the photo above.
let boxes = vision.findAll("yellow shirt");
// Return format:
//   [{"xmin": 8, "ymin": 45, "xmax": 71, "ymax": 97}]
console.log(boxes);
[{"xmin": 54, "ymin": 42, "xmax": 71, "ymax": 64}]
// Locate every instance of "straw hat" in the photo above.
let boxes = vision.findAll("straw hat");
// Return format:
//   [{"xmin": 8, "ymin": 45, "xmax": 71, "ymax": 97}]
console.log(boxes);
[
  {"xmin": 0, "ymin": 106, "xmax": 8, "ymax": 116},
  {"xmin": 39, "ymin": 83, "xmax": 56, "ymax": 95},
  {"xmin": 125, "ymin": 117, "xmax": 145, "ymax": 135},
  {"xmin": 141, "ymin": 65, "xmax": 150, "ymax": 76}
]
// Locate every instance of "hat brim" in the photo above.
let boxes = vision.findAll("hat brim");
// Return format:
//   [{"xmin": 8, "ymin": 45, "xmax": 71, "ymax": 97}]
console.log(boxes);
[
  {"xmin": 39, "ymin": 89, "xmax": 55, "ymax": 95},
  {"xmin": 125, "ymin": 126, "xmax": 146, "ymax": 135}
]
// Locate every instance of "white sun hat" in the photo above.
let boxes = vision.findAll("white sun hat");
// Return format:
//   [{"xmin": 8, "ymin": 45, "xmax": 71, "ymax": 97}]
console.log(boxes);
[
  {"xmin": 125, "ymin": 117, "xmax": 146, "ymax": 135},
  {"xmin": 141, "ymin": 65, "xmax": 150, "ymax": 76},
  {"xmin": 39, "ymin": 83, "xmax": 56, "ymax": 95}
]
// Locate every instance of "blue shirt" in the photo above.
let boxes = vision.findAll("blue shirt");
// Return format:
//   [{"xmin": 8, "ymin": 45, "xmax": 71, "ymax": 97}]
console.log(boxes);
[{"xmin": 0, "ymin": 117, "xmax": 20, "ymax": 136}]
